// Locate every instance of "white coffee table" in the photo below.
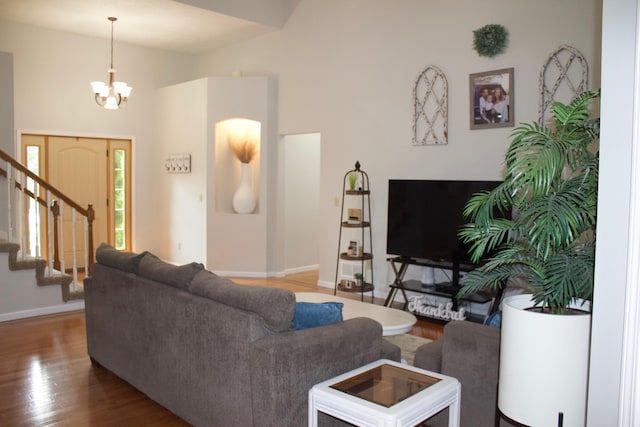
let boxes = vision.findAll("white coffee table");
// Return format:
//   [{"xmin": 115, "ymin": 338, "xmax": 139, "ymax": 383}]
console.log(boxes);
[
  {"xmin": 309, "ymin": 359, "xmax": 460, "ymax": 427},
  {"xmin": 296, "ymin": 292, "xmax": 416, "ymax": 336}
]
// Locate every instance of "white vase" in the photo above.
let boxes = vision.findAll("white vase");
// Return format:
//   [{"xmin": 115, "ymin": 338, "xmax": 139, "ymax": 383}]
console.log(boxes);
[
  {"xmin": 498, "ymin": 294, "xmax": 591, "ymax": 427},
  {"xmin": 233, "ymin": 162, "xmax": 256, "ymax": 214}
]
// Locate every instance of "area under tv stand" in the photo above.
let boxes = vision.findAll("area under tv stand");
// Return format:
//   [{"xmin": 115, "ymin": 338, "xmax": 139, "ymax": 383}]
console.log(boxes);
[{"xmin": 383, "ymin": 256, "xmax": 502, "ymax": 323}]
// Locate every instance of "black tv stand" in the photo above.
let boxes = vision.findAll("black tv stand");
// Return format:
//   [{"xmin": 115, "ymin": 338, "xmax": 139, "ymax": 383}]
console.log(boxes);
[{"xmin": 383, "ymin": 256, "xmax": 502, "ymax": 323}]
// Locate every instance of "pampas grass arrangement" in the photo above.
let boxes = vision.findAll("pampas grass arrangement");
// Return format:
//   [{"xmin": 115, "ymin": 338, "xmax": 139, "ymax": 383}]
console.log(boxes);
[{"xmin": 228, "ymin": 133, "xmax": 257, "ymax": 164}]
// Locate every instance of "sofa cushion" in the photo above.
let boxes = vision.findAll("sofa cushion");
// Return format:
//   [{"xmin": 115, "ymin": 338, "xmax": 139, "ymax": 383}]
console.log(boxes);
[
  {"xmin": 95, "ymin": 242, "xmax": 147, "ymax": 274},
  {"xmin": 138, "ymin": 253, "xmax": 204, "ymax": 291},
  {"xmin": 293, "ymin": 302, "xmax": 343, "ymax": 330},
  {"xmin": 189, "ymin": 269, "xmax": 295, "ymax": 332}
]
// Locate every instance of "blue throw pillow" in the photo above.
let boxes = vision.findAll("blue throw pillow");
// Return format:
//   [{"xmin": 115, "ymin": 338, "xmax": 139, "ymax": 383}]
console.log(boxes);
[
  {"xmin": 484, "ymin": 310, "xmax": 502, "ymax": 328},
  {"xmin": 293, "ymin": 302, "xmax": 344, "ymax": 330}
]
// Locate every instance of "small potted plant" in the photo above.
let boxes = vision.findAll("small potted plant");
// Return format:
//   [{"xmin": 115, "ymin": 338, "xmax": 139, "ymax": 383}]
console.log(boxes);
[
  {"xmin": 457, "ymin": 89, "xmax": 600, "ymax": 426},
  {"xmin": 354, "ymin": 273, "xmax": 364, "ymax": 288},
  {"xmin": 348, "ymin": 172, "xmax": 358, "ymax": 191}
]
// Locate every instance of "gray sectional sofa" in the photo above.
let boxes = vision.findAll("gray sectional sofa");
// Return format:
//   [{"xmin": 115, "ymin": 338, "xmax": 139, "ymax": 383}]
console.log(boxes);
[
  {"xmin": 413, "ymin": 320, "xmax": 502, "ymax": 427},
  {"xmin": 84, "ymin": 243, "xmax": 400, "ymax": 426}
]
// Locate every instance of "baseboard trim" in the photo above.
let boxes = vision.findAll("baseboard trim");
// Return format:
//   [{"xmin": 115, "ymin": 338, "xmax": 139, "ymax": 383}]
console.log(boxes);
[
  {"xmin": 0, "ymin": 300, "xmax": 85, "ymax": 323},
  {"xmin": 283, "ymin": 264, "xmax": 319, "ymax": 275},
  {"xmin": 218, "ymin": 264, "xmax": 319, "ymax": 279}
]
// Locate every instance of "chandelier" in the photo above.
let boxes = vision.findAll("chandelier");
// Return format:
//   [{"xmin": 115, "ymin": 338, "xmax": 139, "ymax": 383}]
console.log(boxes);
[{"xmin": 90, "ymin": 17, "xmax": 132, "ymax": 109}]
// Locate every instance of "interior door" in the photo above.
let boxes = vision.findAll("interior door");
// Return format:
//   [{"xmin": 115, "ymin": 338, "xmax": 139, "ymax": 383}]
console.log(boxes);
[{"xmin": 48, "ymin": 136, "xmax": 108, "ymax": 268}]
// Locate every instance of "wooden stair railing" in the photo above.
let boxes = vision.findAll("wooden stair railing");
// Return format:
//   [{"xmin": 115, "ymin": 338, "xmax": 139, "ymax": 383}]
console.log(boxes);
[{"xmin": 0, "ymin": 149, "xmax": 94, "ymax": 301}]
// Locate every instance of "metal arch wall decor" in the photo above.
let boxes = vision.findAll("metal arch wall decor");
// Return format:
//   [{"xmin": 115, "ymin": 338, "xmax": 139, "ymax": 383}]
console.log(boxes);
[
  {"xmin": 413, "ymin": 65, "xmax": 448, "ymax": 145},
  {"xmin": 539, "ymin": 45, "xmax": 589, "ymax": 125}
]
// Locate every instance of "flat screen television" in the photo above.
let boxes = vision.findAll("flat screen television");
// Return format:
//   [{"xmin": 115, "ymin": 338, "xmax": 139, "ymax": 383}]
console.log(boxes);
[{"xmin": 386, "ymin": 179, "xmax": 504, "ymax": 264}]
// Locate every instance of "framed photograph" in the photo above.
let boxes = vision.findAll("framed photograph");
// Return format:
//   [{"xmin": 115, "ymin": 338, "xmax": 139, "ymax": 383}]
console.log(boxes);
[
  {"xmin": 347, "ymin": 208, "xmax": 362, "ymax": 224},
  {"xmin": 347, "ymin": 240, "xmax": 361, "ymax": 257},
  {"xmin": 470, "ymin": 68, "xmax": 514, "ymax": 129}
]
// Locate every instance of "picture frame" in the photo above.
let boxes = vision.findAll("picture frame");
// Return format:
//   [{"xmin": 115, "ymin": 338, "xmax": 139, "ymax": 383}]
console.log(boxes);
[
  {"xmin": 347, "ymin": 208, "xmax": 363, "ymax": 224},
  {"xmin": 470, "ymin": 67, "xmax": 514, "ymax": 129},
  {"xmin": 347, "ymin": 240, "xmax": 361, "ymax": 257}
]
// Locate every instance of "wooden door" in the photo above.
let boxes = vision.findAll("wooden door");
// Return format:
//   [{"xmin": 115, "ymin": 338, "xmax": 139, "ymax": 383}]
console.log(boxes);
[{"xmin": 48, "ymin": 136, "xmax": 108, "ymax": 268}]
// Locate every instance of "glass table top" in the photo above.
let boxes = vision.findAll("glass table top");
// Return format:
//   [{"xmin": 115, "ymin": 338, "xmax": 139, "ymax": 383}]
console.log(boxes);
[{"xmin": 329, "ymin": 363, "xmax": 441, "ymax": 408}]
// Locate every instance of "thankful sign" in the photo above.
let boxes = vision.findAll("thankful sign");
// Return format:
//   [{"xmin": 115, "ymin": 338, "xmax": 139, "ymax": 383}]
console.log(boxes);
[{"xmin": 407, "ymin": 296, "xmax": 467, "ymax": 321}]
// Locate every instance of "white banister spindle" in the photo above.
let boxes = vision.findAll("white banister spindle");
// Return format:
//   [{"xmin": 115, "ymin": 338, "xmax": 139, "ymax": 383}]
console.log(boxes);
[
  {"xmin": 34, "ymin": 182, "xmax": 41, "ymax": 257},
  {"xmin": 6, "ymin": 164, "xmax": 13, "ymax": 242},
  {"xmin": 71, "ymin": 208, "xmax": 78, "ymax": 290},
  {"xmin": 82, "ymin": 216, "xmax": 89, "ymax": 290},
  {"xmin": 59, "ymin": 199, "xmax": 65, "ymax": 275},
  {"xmin": 19, "ymin": 171, "xmax": 26, "ymax": 259},
  {"xmin": 47, "ymin": 191, "xmax": 53, "ymax": 276}
]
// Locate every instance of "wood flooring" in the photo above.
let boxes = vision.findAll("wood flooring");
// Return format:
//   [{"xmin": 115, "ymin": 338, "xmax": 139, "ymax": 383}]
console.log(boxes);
[{"xmin": 0, "ymin": 271, "xmax": 443, "ymax": 426}]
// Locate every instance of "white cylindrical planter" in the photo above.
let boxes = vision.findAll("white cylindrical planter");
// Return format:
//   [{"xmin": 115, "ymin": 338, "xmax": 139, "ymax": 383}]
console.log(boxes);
[
  {"xmin": 232, "ymin": 162, "xmax": 256, "ymax": 214},
  {"xmin": 498, "ymin": 294, "xmax": 591, "ymax": 427}
]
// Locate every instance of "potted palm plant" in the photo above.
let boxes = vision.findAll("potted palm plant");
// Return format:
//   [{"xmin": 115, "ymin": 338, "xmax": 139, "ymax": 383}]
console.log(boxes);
[{"xmin": 457, "ymin": 89, "xmax": 600, "ymax": 427}]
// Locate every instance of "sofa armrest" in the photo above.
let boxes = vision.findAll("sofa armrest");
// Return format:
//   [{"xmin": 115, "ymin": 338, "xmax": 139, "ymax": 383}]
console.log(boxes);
[
  {"xmin": 249, "ymin": 317, "xmax": 393, "ymax": 427},
  {"xmin": 441, "ymin": 321, "xmax": 501, "ymax": 427},
  {"xmin": 413, "ymin": 338, "xmax": 443, "ymax": 372},
  {"xmin": 382, "ymin": 337, "xmax": 402, "ymax": 361}
]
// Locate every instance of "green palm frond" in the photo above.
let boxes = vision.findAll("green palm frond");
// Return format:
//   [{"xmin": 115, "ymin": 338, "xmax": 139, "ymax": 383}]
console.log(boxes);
[
  {"xmin": 458, "ymin": 89, "xmax": 600, "ymax": 312},
  {"xmin": 459, "ymin": 218, "xmax": 516, "ymax": 263}
]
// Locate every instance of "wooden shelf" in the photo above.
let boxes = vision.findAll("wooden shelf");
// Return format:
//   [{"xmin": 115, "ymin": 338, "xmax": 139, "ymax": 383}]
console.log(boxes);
[
  {"xmin": 337, "ymin": 282, "xmax": 374, "ymax": 293},
  {"xmin": 341, "ymin": 221, "xmax": 371, "ymax": 228},
  {"xmin": 340, "ymin": 252, "xmax": 373, "ymax": 261}
]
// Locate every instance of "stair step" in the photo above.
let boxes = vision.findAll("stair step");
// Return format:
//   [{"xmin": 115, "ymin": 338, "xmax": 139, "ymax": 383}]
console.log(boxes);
[{"xmin": 1, "ymin": 239, "xmax": 84, "ymax": 302}]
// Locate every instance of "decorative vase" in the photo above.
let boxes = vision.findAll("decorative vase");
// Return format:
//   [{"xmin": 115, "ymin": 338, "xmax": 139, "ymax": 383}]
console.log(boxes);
[
  {"xmin": 233, "ymin": 162, "xmax": 256, "ymax": 214},
  {"xmin": 498, "ymin": 294, "xmax": 591, "ymax": 427}
]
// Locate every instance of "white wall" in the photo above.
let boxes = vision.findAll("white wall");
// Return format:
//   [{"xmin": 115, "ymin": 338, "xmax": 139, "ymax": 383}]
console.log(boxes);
[
  {"xmin": 154, "ymin": 76, "xmax": 278, "ymax": 273},
  {"xmin": 194, "ymin": 0, "xmax": 602, "ymax": 291},
  {"xmin": 206, "ymin": 76, "xmax": 279, "ymax": 275},
  {"xmin": 155, "ymin": 79, "xmax": 208, "ymax": 264},
  {"xmin": 587, "ymin": 0, "xmax": 637, "ymax": 423},
  {"xmin": 281, "ymin": 133, "xmax": 320, "ymax": 273},
  {"xmin": 0, "ymin": 51, "xmax": 13, "ymax": 238},
  {"xmin": 0, "ymin": 19, "xmax": 197, "ymax": 254}
]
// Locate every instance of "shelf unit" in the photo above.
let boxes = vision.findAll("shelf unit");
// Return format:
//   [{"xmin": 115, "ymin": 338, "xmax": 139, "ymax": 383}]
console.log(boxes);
[
  {"xmin": 383, "ymin": 257, "xmax": 502, "ymax": 323},
  {"xmin": 334, "ymin": 162, "xmax": 374, "ymax": 302}
]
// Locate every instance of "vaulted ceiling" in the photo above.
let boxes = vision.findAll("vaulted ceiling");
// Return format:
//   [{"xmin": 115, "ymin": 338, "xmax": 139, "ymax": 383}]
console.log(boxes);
[{"xmin": 0, "ymin": 0, "xmax": 298, "ymax": 54}]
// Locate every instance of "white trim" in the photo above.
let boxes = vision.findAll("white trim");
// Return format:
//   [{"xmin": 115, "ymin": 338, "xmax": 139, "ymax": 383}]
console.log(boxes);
[
  {"xmin": 215, "ymin": 270, "xmax": 270, "ymax": 278},
  {"xmin": 17, "ymin": 128, "xmax": 136, "ymax": 143},
  {"xmin": 283, "ymin": 264, "xmax": 319, "ymax": 275},
  {"xmin": 0, "ymin": 301, "xmax": 85, "ymax": 322},
  {"xmin": 619, "ymin": 3, "xmax": 640, "ymax": 422}
]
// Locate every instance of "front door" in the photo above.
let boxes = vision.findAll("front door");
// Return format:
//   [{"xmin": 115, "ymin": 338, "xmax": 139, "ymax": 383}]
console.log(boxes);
[
  {"xmin": 21, "ymin": 133, "xmax": 132, "ymax": 268},
  {"xmin": 48, "ymin": 136, "xmax": 108, "ymax": 268}
]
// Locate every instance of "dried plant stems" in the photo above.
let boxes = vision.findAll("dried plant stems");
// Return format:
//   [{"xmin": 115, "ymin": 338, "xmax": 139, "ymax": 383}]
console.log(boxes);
[{"xmin": 228, "ymin": 134, "xmax": 257, "ymax": 163}]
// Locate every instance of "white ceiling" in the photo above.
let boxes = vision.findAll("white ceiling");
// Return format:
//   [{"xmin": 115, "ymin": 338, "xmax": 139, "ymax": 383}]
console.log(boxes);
[{"xmin": 0, "ymin": 0, "xmax": 287, "ymax": 54}]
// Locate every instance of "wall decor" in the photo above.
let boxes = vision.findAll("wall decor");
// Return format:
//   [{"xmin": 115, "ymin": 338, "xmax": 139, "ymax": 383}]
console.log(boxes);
[
  {"xmin": 538, "ymin": 45, "xmax": 588, "ymax": 126},
  {"xmin": 472, "ymin": 24, "xmax": 509, "ymax": 57},
  {"xmin": 412, "ymin": 65, "xmax": 448, "ymax": 145},
  {"xmin": 469, "ymin": 68, "xmax": 514, "ymax": 129},
  {"xmin": 165, "ymin": 153, "xmax": 191, "ymax": 173}
]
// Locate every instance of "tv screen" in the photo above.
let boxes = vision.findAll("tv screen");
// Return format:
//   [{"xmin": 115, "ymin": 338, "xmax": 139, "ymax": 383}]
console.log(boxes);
[{"xmin": 386, "ymin": 179, "xmax": 503, "ymax": 263}]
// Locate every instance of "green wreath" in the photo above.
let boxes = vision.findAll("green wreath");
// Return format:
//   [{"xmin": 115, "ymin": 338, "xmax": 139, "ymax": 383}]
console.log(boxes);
[{"xmin": 473, "ymin": 24, "xmax": 508, "ymax": 57}]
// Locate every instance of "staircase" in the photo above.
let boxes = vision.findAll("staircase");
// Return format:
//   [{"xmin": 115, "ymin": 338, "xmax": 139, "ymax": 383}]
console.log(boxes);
[
  {"xmin": 0, "ymin": 240, "xmax": 83, "ymax": 301},
  {"xmin": 0, "ymin": 149, "xmax": 94, "ymax": 316}
]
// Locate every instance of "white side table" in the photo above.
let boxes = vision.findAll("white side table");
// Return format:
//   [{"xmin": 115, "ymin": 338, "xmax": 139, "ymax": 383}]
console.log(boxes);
[{"xmin": 309, "ymin": 359, "xmax": 460, "ymax": 427}]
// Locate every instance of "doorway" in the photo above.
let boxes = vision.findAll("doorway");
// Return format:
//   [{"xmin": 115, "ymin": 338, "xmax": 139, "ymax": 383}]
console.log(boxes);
[
  {"xmin": 20, "ymin": 133, "xmax": 132, "ymax": 264},
  {"xmin": 280, "ymin": 133, "xmax": 321, "ymax": 274}
]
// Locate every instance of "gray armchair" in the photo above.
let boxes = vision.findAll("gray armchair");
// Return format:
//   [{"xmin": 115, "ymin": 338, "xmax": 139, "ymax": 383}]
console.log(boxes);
[{"xmin": 413, "ymin": 320, "xmax": 502, "ymax": 427}]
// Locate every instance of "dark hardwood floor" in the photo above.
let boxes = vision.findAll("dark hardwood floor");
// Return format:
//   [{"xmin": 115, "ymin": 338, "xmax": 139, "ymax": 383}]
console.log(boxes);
[{"xmin": 0, "ymin": 271, "xmax": 442, "ymax": 426}]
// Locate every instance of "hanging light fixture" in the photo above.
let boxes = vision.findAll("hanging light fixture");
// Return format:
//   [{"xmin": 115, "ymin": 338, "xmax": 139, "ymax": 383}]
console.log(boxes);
[{"xmin": 90, "ymin": 17, "xmax": 132, "ymax": 110}]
